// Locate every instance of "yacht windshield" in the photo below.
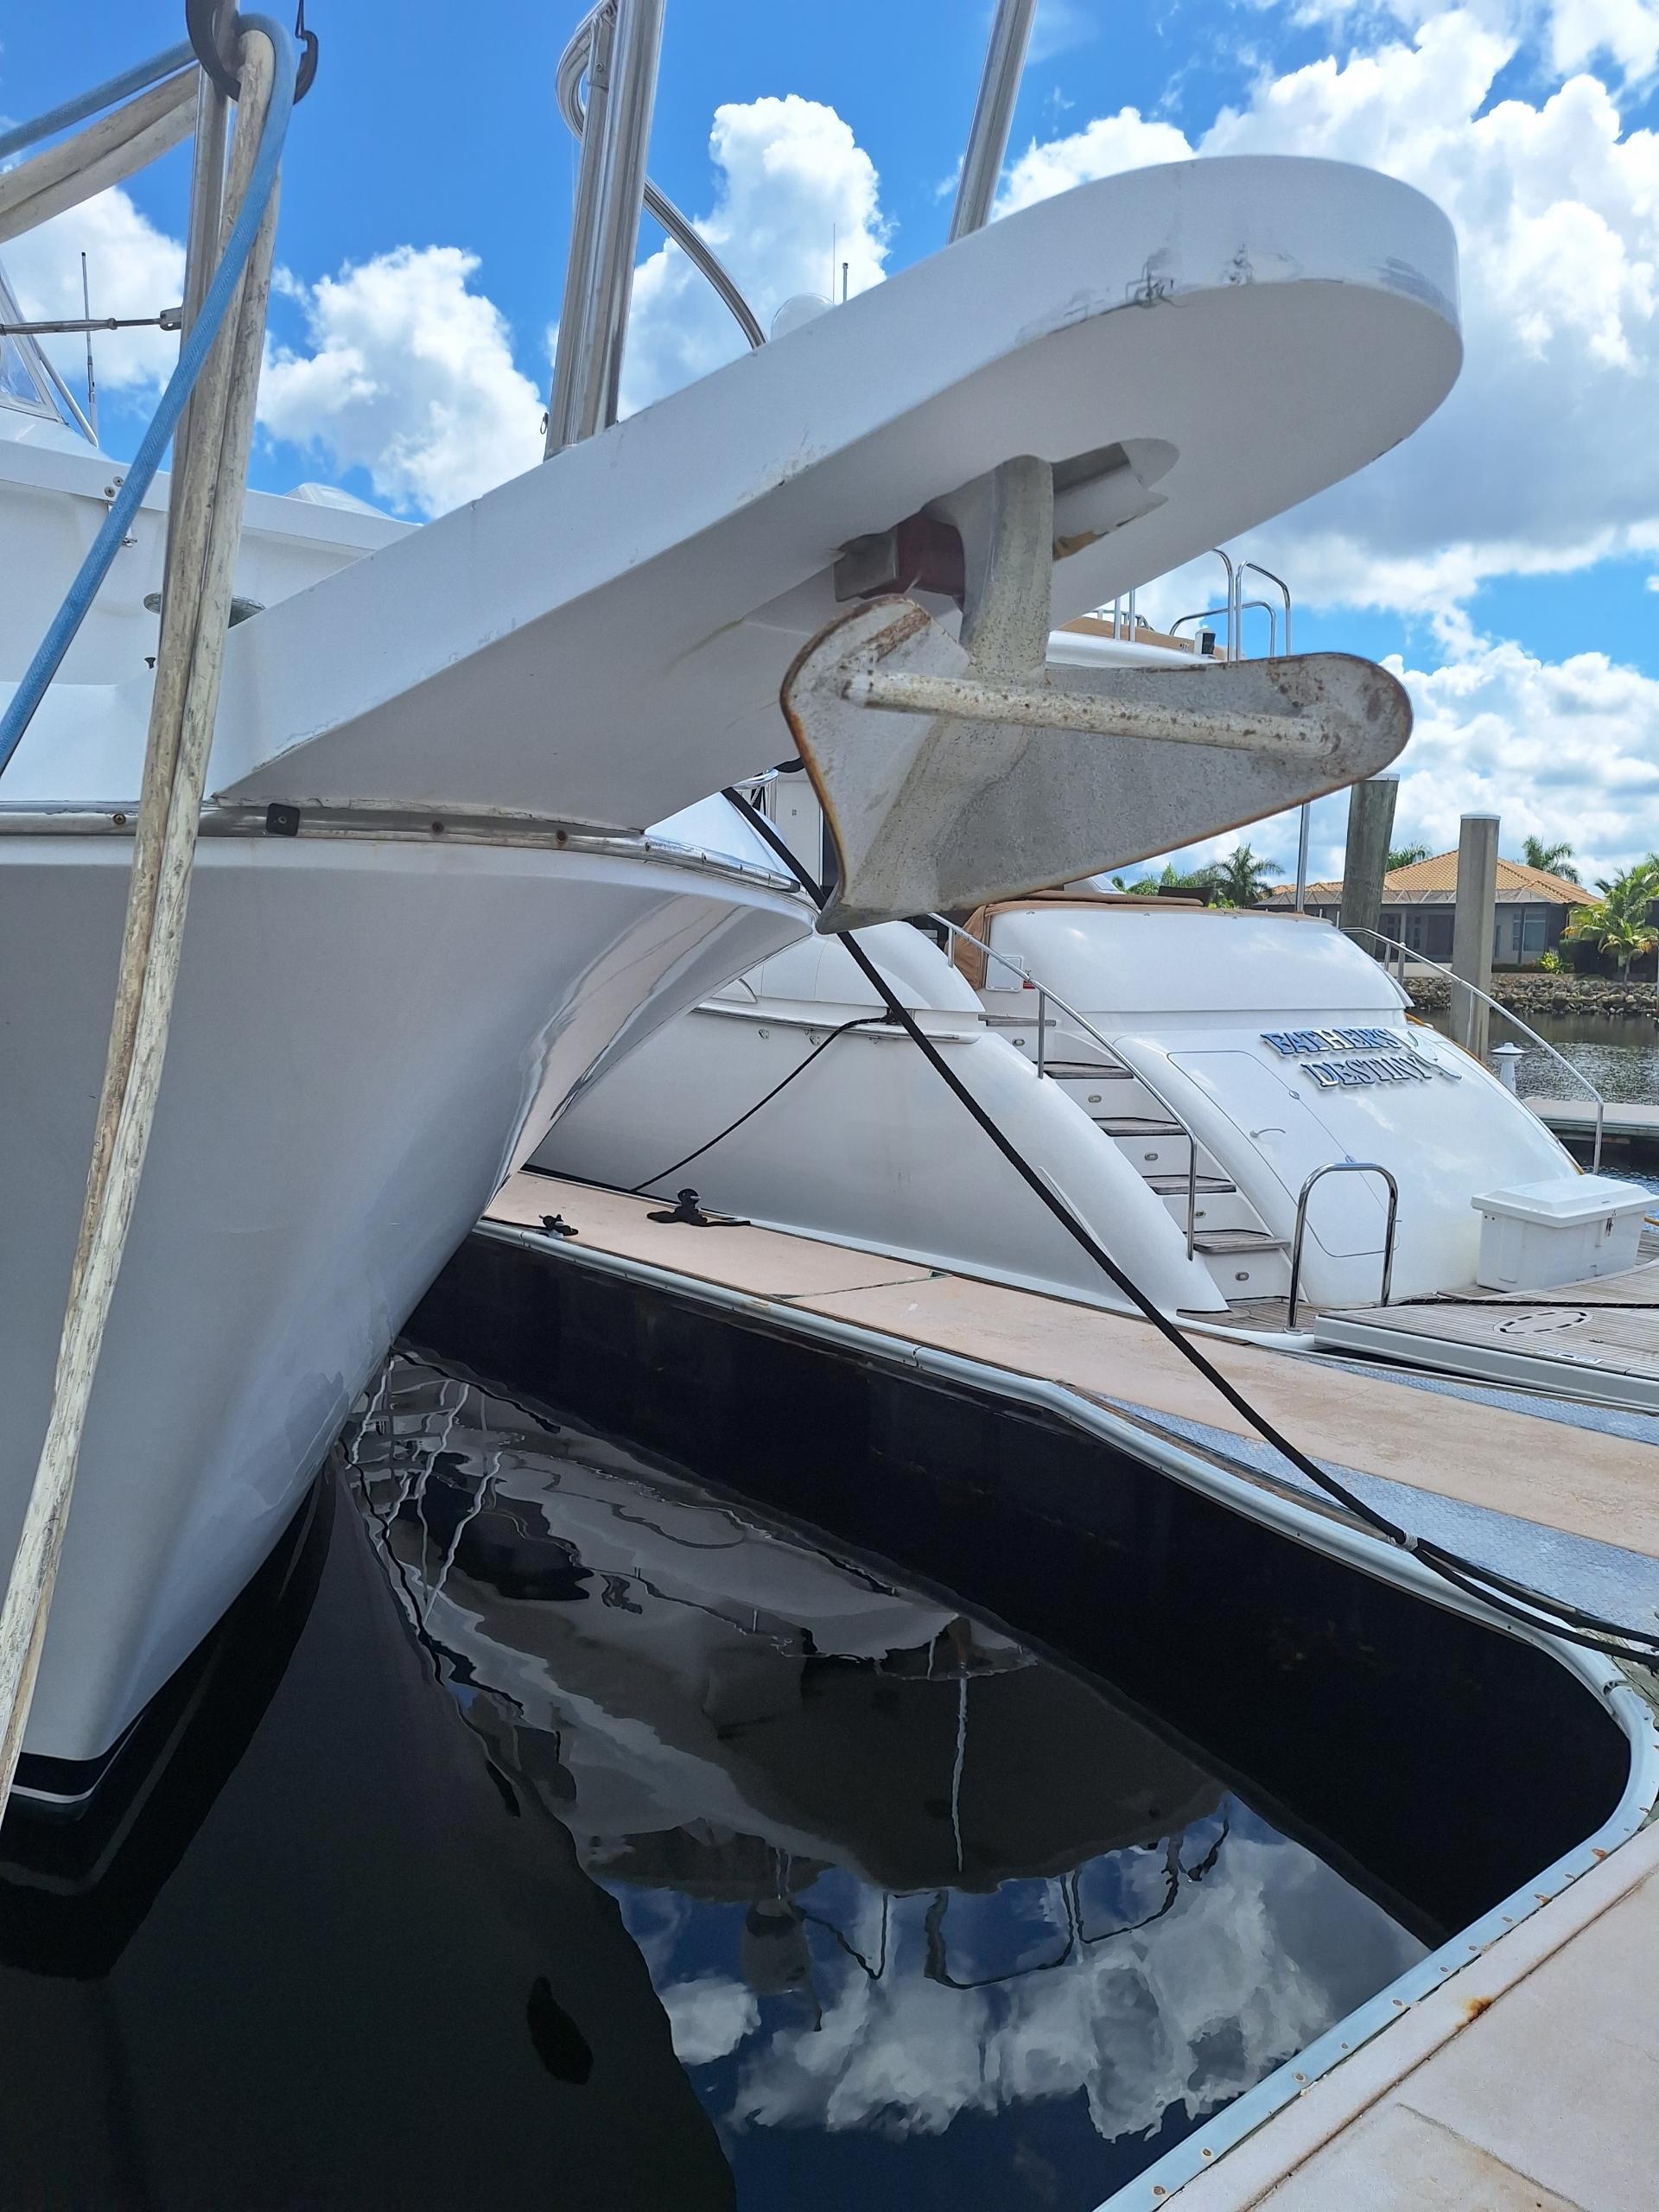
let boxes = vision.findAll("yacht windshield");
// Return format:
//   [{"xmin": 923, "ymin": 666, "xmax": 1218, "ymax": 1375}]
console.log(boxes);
[{"xmin": 0, "ymin": 258, "xmax": 95, "ymax": 437}]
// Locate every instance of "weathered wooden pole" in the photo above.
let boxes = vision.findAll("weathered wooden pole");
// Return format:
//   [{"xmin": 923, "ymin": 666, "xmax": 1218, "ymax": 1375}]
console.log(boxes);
[
  {"xmin": 1339, "ymin": 775, "xmax": 1398, "ymax": 953},
  {"xmin": 1451, "ymin": 812, "xmax": 1499, "ymax": 1058}
]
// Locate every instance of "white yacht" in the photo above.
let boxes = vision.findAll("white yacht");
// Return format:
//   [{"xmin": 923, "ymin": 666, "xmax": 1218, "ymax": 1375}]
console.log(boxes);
[
  {"xmin": 0, "ymin": 7, "xmax": 1463, "ymax": 1796},
  {"xmin": 538, "ymin": 755, "xmax": 1657, "ymax": 1407}
]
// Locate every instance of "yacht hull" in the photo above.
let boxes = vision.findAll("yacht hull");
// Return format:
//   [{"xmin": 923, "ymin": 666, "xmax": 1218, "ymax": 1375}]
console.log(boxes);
[{"xmin": 0, "ymin": 829, "xmax": 799, "ymax": 1778}]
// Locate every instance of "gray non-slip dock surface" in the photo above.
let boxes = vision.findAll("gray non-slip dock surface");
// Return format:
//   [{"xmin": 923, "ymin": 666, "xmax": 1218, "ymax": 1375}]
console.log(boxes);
[{"xmin": 1119, "ymin": 1389, "xmax": 1659, "ymax": 1644}]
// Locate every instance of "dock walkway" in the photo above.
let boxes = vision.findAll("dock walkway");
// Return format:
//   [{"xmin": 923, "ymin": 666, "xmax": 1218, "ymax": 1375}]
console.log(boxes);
[
  {"xmin": 1530, "ymin": 1096, "xmax": 1659, "ymax": 1148},
  {"xmin": 480, "ymin": 1170, "xmax": 1659, "ymax": 2212},
  {"xmin": 1173, "ymin": 1815, "xmax": 1659, "ymax": 2211},
  {"xmin": 487, "ymin": 1173, "xmax": 1659, "ymax": 1566}
]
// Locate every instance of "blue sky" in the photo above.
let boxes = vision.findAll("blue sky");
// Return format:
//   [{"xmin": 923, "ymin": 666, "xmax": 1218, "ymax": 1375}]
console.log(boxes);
[{"xmin": 5, "ymin": 0, "xmax": 1659, "ymax": 881}]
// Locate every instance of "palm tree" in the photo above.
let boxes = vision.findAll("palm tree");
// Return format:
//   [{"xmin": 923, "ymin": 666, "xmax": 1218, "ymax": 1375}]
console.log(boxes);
[
  {"xmin": 1522, "ymin": 836, "xmax": 1580, "ymax": 884},
  {"xmin": 1111, "ymin": 860, "xmax": 1219, "ymax": 896},
  {"xmin": 1386, "ymin": 842, "xmax": 1430, "ymax": 871},
  {"xmin": 1207, "ymin": 844, "xmax": 1281, "ymax": 908},
  {"xmin": 1563, "ymin": 857, "xmax": 1659, "ymax": 976}
]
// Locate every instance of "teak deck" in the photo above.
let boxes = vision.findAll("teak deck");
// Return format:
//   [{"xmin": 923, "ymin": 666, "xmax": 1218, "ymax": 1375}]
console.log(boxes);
[
  {"xmin": 486, "ymin": 1173, "xmax": 1659, "ymax": 1562},
  {"xmin": 1317, "ymin": 1257, "xmax": 1659, "ymax": 1408}
]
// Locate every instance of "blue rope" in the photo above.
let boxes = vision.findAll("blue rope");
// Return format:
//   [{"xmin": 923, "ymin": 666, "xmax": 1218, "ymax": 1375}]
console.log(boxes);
[
  {"xmin": 0, "ymin": 42, "xmax": 197, "ymax": 163},
  {"xmin": 0, "ymin": 18, "xmax": 296, "ymax": 784}
]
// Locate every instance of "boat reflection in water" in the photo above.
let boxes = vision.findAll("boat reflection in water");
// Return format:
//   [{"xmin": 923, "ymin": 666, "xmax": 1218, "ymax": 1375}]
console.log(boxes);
[{"xmin": 347, "ymin": 1355, "xmax": 1427, "ymax": 2210}]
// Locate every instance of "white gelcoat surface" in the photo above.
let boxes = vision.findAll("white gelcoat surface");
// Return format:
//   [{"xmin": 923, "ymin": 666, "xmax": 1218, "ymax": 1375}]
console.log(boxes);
[
  {"xmin": 544, "ymin": 850, "xmax": 1620, "ymax": 1315},
  {"xmin": 0, "ymin": 433, "xmax": 408, "ymax": 690},
  {"xmin": 0, "ymin": 837, "xmax": 800, "ymax": 1763},
  {"xmin": 541, "ymin": 893, "xmax": 1226, "ymax": 1317},
  {"xmin": 982, "ymin": 906, "xmax": 1581, "ymax": 1303},
  {"xmin": 0, "ymin": 148, "xmax": 1465, "ymax": 1765},
  {"xmin": 0, "ymin": 157, "xmax": 1459, "ymax": 820}
]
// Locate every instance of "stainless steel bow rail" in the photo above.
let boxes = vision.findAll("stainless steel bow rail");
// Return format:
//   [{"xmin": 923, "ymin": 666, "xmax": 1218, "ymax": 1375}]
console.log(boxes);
[
  {"xmin": 544, "ymin": 0, "xmax": 1037, "ymax": 453},
  {"xmin": 1287, "ymin": 1160, "xmax": 1399, "ymax": 1329},
  {"xmin": 1347, "ymin": 925, "xmax": 1607, "ymax": 1171},
  {"xmin": 931, "ymin": 914, "xmax": 1209, "ymax": 1261}
]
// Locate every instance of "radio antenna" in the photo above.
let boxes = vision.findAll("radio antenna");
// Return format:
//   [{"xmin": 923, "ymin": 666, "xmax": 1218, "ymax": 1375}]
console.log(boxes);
[{"xmin": 79, "ymin": 253, "xmax": 98, "ymax": 443}]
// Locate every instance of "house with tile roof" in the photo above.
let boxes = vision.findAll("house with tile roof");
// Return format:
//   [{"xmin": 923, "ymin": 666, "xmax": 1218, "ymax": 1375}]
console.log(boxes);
[{"xmin": 1264, "ymin": 851, "xmax": 1598, "ymax": 966}]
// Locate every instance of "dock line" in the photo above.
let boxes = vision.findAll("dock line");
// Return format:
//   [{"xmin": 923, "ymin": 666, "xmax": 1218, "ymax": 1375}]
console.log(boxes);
[{"xmin": 722, "ymin": 786, "xmax": 1659, "ymax": 1669}]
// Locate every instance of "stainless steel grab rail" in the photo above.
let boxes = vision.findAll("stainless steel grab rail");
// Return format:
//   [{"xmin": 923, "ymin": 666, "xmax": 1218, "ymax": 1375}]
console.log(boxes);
[
  {"xmin": 1344, "ymin": 925, "xmax": 1606, "ymax": 1172},
  {"xmin": 549, "ymin": 0, "xmax": 1035, "ymax": 455},
  {"xmin": 949, "ymin": 0, "xmax": 1038, "ymax": 240},
  {"xmin": 554, "ymin": 4, "xmax": 766, "ymax": 359},
  {"xmin": 931, "ymin": 914, "xmax": 1206, "ymax": 1259},
  {"xmin": 1287, "ymin": 1160, "xmax": 1399, "ymax": 1330}
]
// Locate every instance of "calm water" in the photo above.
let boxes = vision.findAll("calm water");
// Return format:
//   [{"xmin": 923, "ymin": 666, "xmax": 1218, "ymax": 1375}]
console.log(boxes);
[
  {"xmin": 1426, "ymin": 1007, "xmax": 1659, "ymax": 1104},
  {"xmin": 0, "ymin": 1319, "xmax": 1625, "ymax": 2210},
  {"xmin": 1426, "ymin": 1008, "xmax": 1659, "ymax": 1191},
  {"xmin": 346, "ymin": 1357, "xmax": 1428, "ymax": 2210}
]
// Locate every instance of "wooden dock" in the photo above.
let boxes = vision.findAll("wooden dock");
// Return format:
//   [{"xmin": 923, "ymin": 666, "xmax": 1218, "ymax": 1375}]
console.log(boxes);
[
  {"xmin": 486, "ymin": 1173, "xmax": 1659, "ymax": 1562},
  {"xmin": 1530, "ymin": 1096, "xmax": 1659, "ymax": 1152},
  {"xmin": 1317, "ymin": 1257, "xmax": 1659, "ymax": 1413}
]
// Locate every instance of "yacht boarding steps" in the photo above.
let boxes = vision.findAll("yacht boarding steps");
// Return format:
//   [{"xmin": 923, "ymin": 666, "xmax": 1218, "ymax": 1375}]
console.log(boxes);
[{"xmin": 484, "ymin": 1170, "xmax": 1659, "ymax": 2212}]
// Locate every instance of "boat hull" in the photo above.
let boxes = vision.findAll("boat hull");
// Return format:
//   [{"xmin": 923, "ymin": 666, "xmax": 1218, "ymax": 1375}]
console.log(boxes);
[{"xmin": 0, "ymin": 829, "xmax": 800, "ymax": 1776}]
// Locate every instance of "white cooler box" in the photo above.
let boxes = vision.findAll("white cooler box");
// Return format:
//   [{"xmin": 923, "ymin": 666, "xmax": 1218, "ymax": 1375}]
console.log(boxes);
[{"xmin": 1472, "ymin": 1174, "xmax": 1653, "ymax": 1291}]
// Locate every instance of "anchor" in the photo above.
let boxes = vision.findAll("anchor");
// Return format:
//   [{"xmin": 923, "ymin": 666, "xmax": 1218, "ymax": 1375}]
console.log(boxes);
[{"xmin": 782, "ymin": 456, "xmax": 1413, "ymax": 933}]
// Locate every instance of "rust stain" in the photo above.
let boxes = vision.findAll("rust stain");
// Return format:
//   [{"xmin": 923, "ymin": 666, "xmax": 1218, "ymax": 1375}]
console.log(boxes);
[{"xmin": 1460, "ymin": 1993, "xmax": 1496, "ymax": 2023}]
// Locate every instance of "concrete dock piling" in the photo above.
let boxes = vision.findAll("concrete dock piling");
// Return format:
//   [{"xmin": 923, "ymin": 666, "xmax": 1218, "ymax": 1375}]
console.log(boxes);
[
  {"xmin": 1452, "ymin": 812, "xmax": 1499, "ymax": 1059},
  {"xmin": 1339, "ymin": 775, "xmax": 1398, "ymax": 952}
]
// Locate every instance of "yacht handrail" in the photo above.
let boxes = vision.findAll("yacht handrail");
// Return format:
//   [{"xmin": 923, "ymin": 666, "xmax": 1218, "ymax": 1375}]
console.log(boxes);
[
  {"xmin": 1287, "ymin": 1160, "xmax": 1398, "ymax": 1329},
  {"xmin": 930, "ymin": 914, "xmax": 1206, "ymax": 1258},
  {"xmin": 554, "ymin": 5, "xmax": 765, "ymax": 355},
  {"xmin": 948, "ymin": 0, "xmax": 1038, "ymax": 240},
  {"xmin": 1168, "ymin": 605, "xmax": 1230, "ymax": 640},
  {"xmin": 1236, "ymin": 563, "xmax": 1306, "ymax": 906},
  {"xmin": 1172, "ymin": 600, "xmax": 1276, "ymax": 655},
  {"xmin": 1344, "ymin": 925, "xmax": 1605, "ymax": 1171},
  {"xmin": 547, "ymin": 0, "xmax": 1033, "ymax": 451}
]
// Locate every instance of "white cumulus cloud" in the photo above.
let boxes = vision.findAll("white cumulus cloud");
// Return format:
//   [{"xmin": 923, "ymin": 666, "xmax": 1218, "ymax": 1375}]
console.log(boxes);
[
  {"xmin": 616, "ymin": 94, "xmax": 889, "ymax": 416},
  {"xmin": 661, "ymin": 1974, "xmax": 761, "ymax": 2067},
  {"xmin": 2, "ymin": 185, "xmax": 185, "ymax": 396},
  {"xmin": 1383, "ymin": 629, "xmax": 1659, "ymax": 876},
  {"xmin": 1001, "ymin": 8, "xmax": 1659, "ymax": 614},
  {"xmin": 1548, "ymin": 0, "xmax": 1659, "ymax": 83},
  {"xmin": 257, "ymin": 244, "xmax": 545, "ymax": 516}
]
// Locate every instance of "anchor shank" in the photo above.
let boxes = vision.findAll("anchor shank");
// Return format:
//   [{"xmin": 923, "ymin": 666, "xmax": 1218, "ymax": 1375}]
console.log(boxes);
[{"xmin": 842, "ymin": 665, "xmax": 1339, "ymax": 765}]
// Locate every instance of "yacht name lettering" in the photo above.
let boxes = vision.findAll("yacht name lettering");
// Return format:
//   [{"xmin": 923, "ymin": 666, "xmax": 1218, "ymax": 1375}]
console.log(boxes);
[
  {"xmin": 1300, "ymin": 1054, "xmax": 1433, "ymax": 1088},
  {"xmin": 1259, "ymin": 1028, "xmax": 1459, "ymax": 1086},
  {"xmin": 1261, "ymin": 1027, "xmax": 1397, "ymax": 1055}
]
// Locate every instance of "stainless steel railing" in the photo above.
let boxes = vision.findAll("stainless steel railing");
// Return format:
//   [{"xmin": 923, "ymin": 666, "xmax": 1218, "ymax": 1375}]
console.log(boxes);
[
  {"xmin": 950, "ymin": 0, "xmax": 1038, "ymax": 239},
  {"xmin": 546, "ymin": 0, "xmax": 1034, "ymax": 454},
  {"xmin": 1344, "ymin": 925, "xmax": 1606, "ymax": 1171},
  {"xmin": 931, "ymin": 914, "xmax": 1207, "ymax": 1258},
  {"xmin": 553, "ymin": 2, "xmax": 765, "ymax": 372},
  {"xmin": 1171, "ymin": 599, "xmax": 1277, "ymax": 655},
  {"xmin": 546, "ymin": 0, "xmax": 669, "ymax": 453},
  {"xmin": 1287, "ymin": 1160, "xmax": 1399, "ymax": 1329}
]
